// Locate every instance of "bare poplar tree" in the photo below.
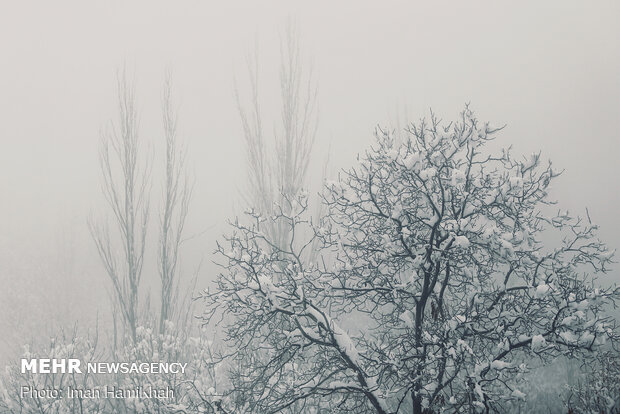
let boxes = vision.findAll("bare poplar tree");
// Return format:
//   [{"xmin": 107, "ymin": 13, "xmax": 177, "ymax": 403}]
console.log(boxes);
[
  {"xmin": 89, "ymin": 68, "xmax": 150, "ymax": 343},
  {"xmin": 158, "ymin": 71, "xmax": 192, "ymax": 335},
  {"xmin": 226, "ymin": 23, "xmax": 321, "ymax": 412},
  {"xmin": 235, "ymin": 21, "xmax": 318, "ymax": 251}
]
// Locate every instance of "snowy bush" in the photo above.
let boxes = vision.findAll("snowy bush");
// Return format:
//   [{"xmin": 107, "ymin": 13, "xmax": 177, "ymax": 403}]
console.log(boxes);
[
  {"xmin": 0, "ymin": 329, "xmax": 106, "ymax": 413},
  {"xmin": 565, "ymin": 352, "xmax": 620, "ymax": 414},
  {"xmin": 0, "ymin": 322, "xmax": 221, "ymax": 414},
  {"xmin": 202, "ymin": 107, "xmax": 619, "ymax": 414},
  {"xmin": 106, "ymin": 322, "xmax": 221, "ymax": 413}
]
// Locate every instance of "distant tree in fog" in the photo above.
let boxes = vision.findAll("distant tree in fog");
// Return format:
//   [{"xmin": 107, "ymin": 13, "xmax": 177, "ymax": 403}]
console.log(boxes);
[
  {"xmin": 89, "ymin": 68, "xmax": 150, "ymax": 344},
  {"xmin": 235, "ymin": 20, "xmax": 318, "ymax": 252},
  {"xmin": 230, "ymin": 22, "xmax": 322, "ymax": 412},
  {"xmin": 202, "ymin": 107, "xmax": 619, "ymax": 414},
  {"xmin": 158, "ymin": 71, "xmax": 193, "ymax": 335}
]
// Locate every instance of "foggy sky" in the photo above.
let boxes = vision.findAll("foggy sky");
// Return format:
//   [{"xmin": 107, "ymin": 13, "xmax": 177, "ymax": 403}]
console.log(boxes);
[{"xmin": 1, "ymin": 1, "xmax": 619, "ymax": 358}]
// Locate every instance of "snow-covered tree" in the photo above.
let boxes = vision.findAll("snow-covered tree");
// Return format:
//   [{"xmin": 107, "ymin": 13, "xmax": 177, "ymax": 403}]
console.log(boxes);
[{"xmin": 202, "ymin": 107, "xmax": 618, "ymax": 413}]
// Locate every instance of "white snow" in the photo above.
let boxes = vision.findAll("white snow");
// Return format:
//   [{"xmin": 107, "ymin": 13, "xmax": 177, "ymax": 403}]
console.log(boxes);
[
  {"xmin": 530, "ymin": 335, "xmax": 546, "ymax": 351},
  {"xmin": 403, "ymin": 153, "xmax": 422, "ymax": 169},
  {"xmin": 419, "ymin": 167, "xmax": 437, "ymax": 180},
  {"xmin": 570, "ymin": 299, "xmax": 589, "ymax": 311},
  {"xmin": 559, "ymin": 331, "xmax": 577, "ymax": 344},
  {"xmin": 386, "ymin": 149, "xmax": 399, "ymax": 161},
  {"xmin": 490, "ymin": 360, "xmax": 511, "ymax": 370},
  {"xmin": 391, "ymin": 204, "xmax": 403, "ymax": 219},
  {"xmin": 328, "ymin": 381, "xmax": 357, "ymax": 389},
  {"xmin": 561, "ymin": 316, "xmax": 576, "ymax": 327},
  {"xmin": 451, "ymin": 169, "xmax": 466, "ymax": 186},
  {"xmin": 453, "ymin": 235, "xmax": 470, "ymax": 249},
  {"xmin": 399, "ymin": 310, "xmax": 414, "ymax": 328},
  {"xmin": 579, "ymin": 332, "xmax": 595, "ymax": 345},
  {"xmin": 534, "ymin": 284, "xmax": 550, "ymax": 299}
]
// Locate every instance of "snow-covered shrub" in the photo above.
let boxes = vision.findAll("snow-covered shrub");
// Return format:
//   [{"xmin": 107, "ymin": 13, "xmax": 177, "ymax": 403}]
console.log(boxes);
[
  {"xmin": 502, "ymin": 357, "xmax": 581, "ymax": 414},
  {"xmin": 0, "ymin": 329, "xmax": 106, "ymax": 413},
  {"xmin": 565, "ymin": 352, "xmax": 620, "ymax": 414},
  {"xmin": 202, "ymin": 107, "xmax": 619, "ymax": 414},
  {"xmin": 106, "ymin": 321, "xmax": 221, "ymax": 413},
  {"xmin": 0, "ymin": 323, "xmax": 221, "ymax": 414}
]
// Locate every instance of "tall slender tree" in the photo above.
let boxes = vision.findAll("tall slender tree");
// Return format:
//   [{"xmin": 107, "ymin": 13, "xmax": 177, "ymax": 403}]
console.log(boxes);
[
  {"xmin": 236, "ymin": 21, "xmax": 318, "ymax": 252},
  {"xmin": 89, "ymin": 68, "xmax": 150, "ymax": 343},
  {"xmin": 158, "ymin": 71, "xmax": 192, "ymax": 335}
]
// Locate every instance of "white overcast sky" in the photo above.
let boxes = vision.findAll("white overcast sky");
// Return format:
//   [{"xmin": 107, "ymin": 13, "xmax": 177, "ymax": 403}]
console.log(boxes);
[{"xmin": 0, "ymin": 1, "xmax": 618, "ymax": 314}]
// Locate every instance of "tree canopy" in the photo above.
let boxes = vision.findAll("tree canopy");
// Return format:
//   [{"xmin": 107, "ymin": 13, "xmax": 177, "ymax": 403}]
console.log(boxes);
[{"xmin": 202, "ymin": 107, "xmax": 618, "ymax": 414}]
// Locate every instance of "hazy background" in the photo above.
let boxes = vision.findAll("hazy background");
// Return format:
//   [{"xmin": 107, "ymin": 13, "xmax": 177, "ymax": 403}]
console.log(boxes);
[{"xmin": 1, "ymin": 0, "xmax": 618, "ymax": 362}]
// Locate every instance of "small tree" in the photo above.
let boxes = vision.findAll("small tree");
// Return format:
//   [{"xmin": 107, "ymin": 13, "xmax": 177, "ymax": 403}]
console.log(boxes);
[
  {"xmin": 203, "ymin": 107, "xmax": 618, "ymax": 413},
  {"xmin": 89, "ymin": 69, "xmax": 150, "ymax": 344}
]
